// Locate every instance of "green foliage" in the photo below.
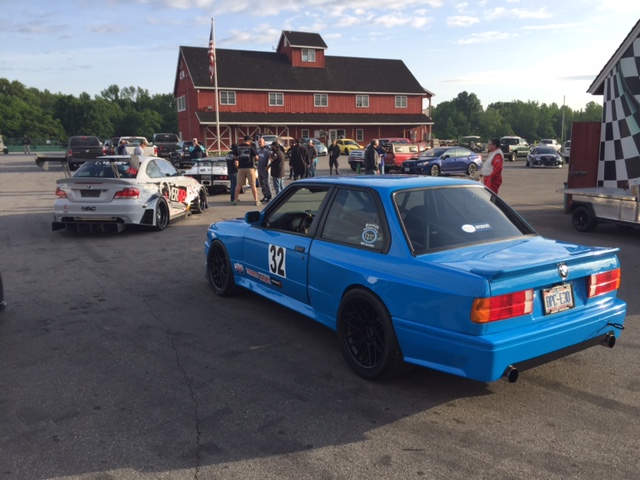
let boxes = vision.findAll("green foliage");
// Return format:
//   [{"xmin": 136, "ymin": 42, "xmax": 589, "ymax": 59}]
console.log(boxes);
[
  {"xmin": 433, "ymin": 91, "xmax": 603, "ymax": 143},
  {"xmin": 0, "ymin": 79, "xmax": 178, "ymax": 144}
]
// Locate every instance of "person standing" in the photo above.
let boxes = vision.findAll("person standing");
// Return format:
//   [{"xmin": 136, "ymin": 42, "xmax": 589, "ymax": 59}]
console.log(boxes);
[
  {"xmin": 481, "ymin": 138, "xmax": 504, "ymax": 194},
  {"xmin": 328, "ymin": 139, "xmax": 341, "ymax": 175},
  {"xmin": 256, "ymin": 138, "xmax": 272, "ymax": 202},
  {"xmin": 133, "ymin": 138, "xmax": 148, "ymax": 156},
  {"xmin": 189, "ymin": 138, "xmax": 205, "ymax": 161},
  {"xmin": 289, "ymin": 139, "xmax": 310, "ymax": 180},
  {"xmin": 363, "ymin": 139, "xmax": 380, "ymax": 175},
  {"xmin": 233, "ymin": 135, "xmax": 260, "ymax": 206},
  {"xmin": 306, "ymin": 140, "xmax": 318, "ymax": 177},
  {"xmin": 226, "ymin": 146, "xmax": 238, "ymax": 203},
  {"xmin": 269, "ymin": 142, "xmax": 286, "ymax": 196},
  {"xmin": 116, "ymin": 139, "xmax": 128, "ymax": 155},
  {"xmin": 23, "ymin": 135, "xmax": 31, "ymax": 154}
]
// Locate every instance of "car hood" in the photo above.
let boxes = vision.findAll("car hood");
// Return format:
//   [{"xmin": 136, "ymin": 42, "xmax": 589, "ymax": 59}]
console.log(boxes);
[
  {"xmin": 418, "ymin": 236, "xmax": 619, "ymax": 290},
  {"xmin": 403, "ymin": 156, "xmax": 434, "ymax": 164}
]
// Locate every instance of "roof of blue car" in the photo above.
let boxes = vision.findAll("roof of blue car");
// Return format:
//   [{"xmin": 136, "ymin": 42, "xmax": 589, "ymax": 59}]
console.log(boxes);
[{"xmin": 294, "ymin": 174, "xmax": 479, "ymax": 191}]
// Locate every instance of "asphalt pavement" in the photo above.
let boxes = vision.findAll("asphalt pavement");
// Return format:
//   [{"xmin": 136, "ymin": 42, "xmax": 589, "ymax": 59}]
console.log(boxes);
[{"xmin": 0, "ymin": 152, "xmax": 638, "ymax": 480}]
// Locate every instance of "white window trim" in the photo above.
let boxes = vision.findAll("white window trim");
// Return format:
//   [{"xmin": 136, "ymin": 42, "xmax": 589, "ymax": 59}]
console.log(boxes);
[
  {"xmin": 356, "ymin": 95, "xmax": 369, "ymax": 108},
  {"xmin": 301, "ymin": 129, "xmax": 310, "ymax": 138},
  {"xmin": 269, "ymin": 92, "xmax": 284, "ymax": 107},
  {"xmin": 314, "ymin": 93, "xmax": 328, "ymax": 108},
  {"xmin": 395, "ymin": 95, "xmax": 408, "ymax": 109},
  {"xmin": 176, "ymin": 95, "xmax": 186, "ymax": 112},
  {"xmin": 356, "ymin": 129, "xmax": 364, "ymax": 142},
  {"xmin": 302, "ymin": 49, "xmax": 316, "ymax": 62},
  {"xmin": 220, "ymin": 91, "xmax": 236, "ymax": 105}
]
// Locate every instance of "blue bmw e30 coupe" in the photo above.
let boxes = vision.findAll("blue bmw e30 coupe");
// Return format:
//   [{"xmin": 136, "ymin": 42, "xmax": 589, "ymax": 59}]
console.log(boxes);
[{"xmin": 204, "ymin": 175, "xmax": 626, "ymax": 383}]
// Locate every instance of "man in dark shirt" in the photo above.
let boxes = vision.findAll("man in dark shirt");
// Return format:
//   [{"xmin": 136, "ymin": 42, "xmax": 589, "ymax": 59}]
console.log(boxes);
[
  {"xmin": 289, "ymin": 139, "xmax": 310, "ymax": 180},
  {"xmin": 269, "ymin": 142, "xmax": 286, "ymax": 196},
  {"xmin": 328, "ymin": 139, "xmax": 341, "ymax": 175},
  {"xmin": 363, "ymin": 139, "xmax": 380, "ymax": 175},
  {"xmin": 232, "ymin": 135, "xmax": 260, "ymax": 205}
]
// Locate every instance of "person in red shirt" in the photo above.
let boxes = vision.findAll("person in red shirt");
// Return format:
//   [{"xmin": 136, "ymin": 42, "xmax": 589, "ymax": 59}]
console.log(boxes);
[{"xmin": 481, "ymin": 138, "xmax": 504, "ymax": 194}]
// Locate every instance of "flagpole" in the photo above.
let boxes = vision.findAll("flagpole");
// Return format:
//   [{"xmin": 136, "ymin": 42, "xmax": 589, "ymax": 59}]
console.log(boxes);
[{"xmin": 212, "ymin": 18, "xmax": 221, "ymax": 154}]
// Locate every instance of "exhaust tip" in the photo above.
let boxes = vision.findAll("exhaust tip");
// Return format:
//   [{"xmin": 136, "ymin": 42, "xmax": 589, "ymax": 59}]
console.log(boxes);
[
  {"xmin": 504, "ymin": 365, "xmax": 519, "ymax": 383},
  {"xmin": 602, "ymin": 333, "xmax": 616, "ymax": 349}
]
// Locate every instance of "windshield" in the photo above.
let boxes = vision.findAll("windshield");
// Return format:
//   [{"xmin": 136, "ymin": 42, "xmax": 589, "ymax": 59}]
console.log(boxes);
[
  {"xmin": 154, "ymin": 134, "xmax": 179, "ymax": 143},
  {"xmin": 395, "ymin": 185, "xmax": 535, "ymax": 253},
  {"xmin": 534, "ymin": 147, "xmax": 556, "ymax": 154},
  {"xmin": 502, "ymin": 138, "xmax": 519, "ymax": 146}
]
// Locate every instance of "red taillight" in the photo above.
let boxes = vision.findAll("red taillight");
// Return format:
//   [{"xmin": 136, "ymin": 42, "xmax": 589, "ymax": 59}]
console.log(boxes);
[
  {"xmin": 471, "ymin": 289, "xmax": 534, "ymax": 323},
  {"xmin": 153, "ymin": 146, "xmax": 158, "ymax": 156},
  {"xmin": 67, "ymin": 148, "xmax": 73, "ymax": 156},
  {"xmin": 114, "ymin": 187, "xmax": 140, "ymax": 199},
  {"xmin": 587, "ymin": 268, "xmax": 620, "ymax": 298},
  {"xmin": 55, "ymin": 187, "xmax": 68, "ymax": 198}
]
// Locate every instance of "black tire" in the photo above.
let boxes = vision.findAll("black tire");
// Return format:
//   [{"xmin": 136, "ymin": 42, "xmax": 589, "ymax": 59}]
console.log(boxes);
[
  {"xmin": 154, "ymin": 199, "xmax": 169, "ymax": 231},
  {"xmin": 350, "ymin": 164, "xmax": 357, "ymax": 171},
  {"xmin": 467, "ymin": 163, "xmax": 478, "ymax": 175},
  {"xmin": 571, "ymin": 206, "xmax": 598, "ymax": 232},
  {"xmin": 207, "ymin": 240, "xmax": 238, "ymax": 296},
  {"xmin": 337, "ymin": 289, "xmax": 404, "ymax": 379},
  {"xmin": 192, "ymin": 188, "xmax": 207, "ymax": 214},
  {"xmin": 510, "ymin": 153, "xmax": 516, "ymax": 162},
  {"xmin": 429, "ymin": 164, "xmax": 440, "ymax": 176}
]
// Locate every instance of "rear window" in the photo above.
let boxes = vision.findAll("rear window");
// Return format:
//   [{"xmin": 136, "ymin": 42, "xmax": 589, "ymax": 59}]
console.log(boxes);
[
  {"xmin": 501, "ymin": 138, "xmax": 519, "ymax": 146},
  {"xmin": 153, "ymin": 134, "xmax": 179, "ymax": 143},
  {"xmin": 70, "ymin": 136, "xmax": 100, "ymax": 147},
  {"xmin": 395, "ymin": 186, "xmax": 535, "ymax": 253},
  {"xmin": 73, "ymin": 160, "xmax": 137, "ymax": 179}
]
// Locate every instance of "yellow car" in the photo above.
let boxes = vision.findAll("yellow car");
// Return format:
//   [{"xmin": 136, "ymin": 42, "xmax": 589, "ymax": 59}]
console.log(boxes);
[{"xmin": 336, "ymin": 138, "xmax": 364, "ymax": 155}]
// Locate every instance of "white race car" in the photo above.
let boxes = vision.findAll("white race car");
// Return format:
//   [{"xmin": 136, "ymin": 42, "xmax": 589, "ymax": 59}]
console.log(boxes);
[
  {"xmin": 182, "ymin": 155, "xmax": 231, "ymax": 195},
  {"xmin": 46, "ymin": 155, "xmax": 208, "ymax": 233}
]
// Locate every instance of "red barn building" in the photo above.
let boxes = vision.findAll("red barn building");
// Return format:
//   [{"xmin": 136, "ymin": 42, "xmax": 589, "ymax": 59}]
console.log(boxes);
[{"xmin": 174, "ymin": 30, "xmax": 434, "ymax": 152}]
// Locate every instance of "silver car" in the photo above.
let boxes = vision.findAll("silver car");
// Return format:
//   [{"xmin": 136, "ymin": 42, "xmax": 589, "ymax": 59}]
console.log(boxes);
[{"xmin": 51, "ymin": 156, "xmax": 208, "ymax": 233}]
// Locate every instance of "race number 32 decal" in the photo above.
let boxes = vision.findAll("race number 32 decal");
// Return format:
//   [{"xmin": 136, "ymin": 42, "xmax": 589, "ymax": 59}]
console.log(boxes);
[{"xmin": 268, "ymin": 244, "xmax": 286, "ymax": 278}]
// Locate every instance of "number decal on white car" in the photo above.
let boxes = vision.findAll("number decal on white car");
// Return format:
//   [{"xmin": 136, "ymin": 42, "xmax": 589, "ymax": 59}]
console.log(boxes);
[{"xmin": 269, "ymin": 244, "xmax": 286, "ymax": 278}]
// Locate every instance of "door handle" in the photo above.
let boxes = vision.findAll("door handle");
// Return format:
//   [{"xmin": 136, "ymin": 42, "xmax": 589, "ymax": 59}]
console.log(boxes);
[{"xmin": 294, "ymin": 245, "xmax": 306, "ymax": 253}]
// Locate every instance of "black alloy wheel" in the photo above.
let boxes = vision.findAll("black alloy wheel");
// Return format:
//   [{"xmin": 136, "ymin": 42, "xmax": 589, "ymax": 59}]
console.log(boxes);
[
  {"xmin": 154, "ymin": 199, "xmax": 169, "ymax": 231},
  {"xmin": 207, "ymin": 241, "xmax": 238, "ymax": 296},
  {"xmin": 337, "ymin": 289, "xmax": 404, "ymax": 379}
]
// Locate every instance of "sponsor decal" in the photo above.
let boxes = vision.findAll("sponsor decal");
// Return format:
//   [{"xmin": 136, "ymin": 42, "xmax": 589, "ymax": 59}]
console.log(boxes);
[
  {"xmin": 81, "ymin": 206, "xmax": 97, "ymax": 211},
  {"xmin": 360, "ymin": 223, "xmax": 380, "ymax": 247},
  {"xmin": 270, "ymin": 278, "xmax": 283, "ymax": 288},
  {"xmin": 258, "ymin": 272, "xmax": 271, "ymax": 284},
  {"xmin": 247, "ymin": 268, "xmax": 259, "ymax": 279},
  {"xmin": 234, "ymin": 263, "xmax": 244, "ymax": 274},
  {"xmin": 462, "ymin": 223, "xmax": 492, "ymax": 233}
]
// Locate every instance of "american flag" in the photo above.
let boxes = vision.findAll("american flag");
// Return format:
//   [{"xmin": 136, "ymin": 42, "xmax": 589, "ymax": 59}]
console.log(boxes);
[{"xmin": 208, "ymin": 19, "xmax": 215, "ymax": 84}]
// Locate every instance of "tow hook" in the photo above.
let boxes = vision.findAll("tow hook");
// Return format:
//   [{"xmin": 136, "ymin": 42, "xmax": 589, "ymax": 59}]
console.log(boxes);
[{"xmin": 606, "ymin": 322, "xmax": 625, "ymax": 330}]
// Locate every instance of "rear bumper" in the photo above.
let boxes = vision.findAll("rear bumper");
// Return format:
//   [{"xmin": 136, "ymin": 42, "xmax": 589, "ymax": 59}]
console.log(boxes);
[{"xmin": 394, "ymin": 298, "xmax": 626, "ymax": 382}]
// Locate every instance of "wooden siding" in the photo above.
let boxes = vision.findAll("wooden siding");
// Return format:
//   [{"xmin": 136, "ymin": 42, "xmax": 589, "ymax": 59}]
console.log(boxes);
[{"xmin": 195, "ymin": 91, "xmax": 424, "ymax": 114}]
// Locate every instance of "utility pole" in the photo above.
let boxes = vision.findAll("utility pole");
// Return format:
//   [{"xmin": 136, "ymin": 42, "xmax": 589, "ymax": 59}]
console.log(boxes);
[{"xmin": 561, "ymin": 95, "xmax": 566, "ymax": 142}]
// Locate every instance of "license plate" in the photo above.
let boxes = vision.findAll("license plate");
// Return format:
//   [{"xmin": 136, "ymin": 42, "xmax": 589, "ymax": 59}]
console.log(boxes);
[
  {"xmin": 543, "ymin": 284, "xmax": 574, "ymax": 314},
  {"xmin": 81, "ymin": 190, "xmax": 100, "ymax": 198},
  {"xmin": 201, "ymin": 175, "xmax": 211, "ymax": 181}
]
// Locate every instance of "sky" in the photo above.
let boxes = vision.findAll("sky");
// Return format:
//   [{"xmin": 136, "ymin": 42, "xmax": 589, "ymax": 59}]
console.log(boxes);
[{"xmin": 1, "ymin": 0, "xmax": 639, "ymax": 111}]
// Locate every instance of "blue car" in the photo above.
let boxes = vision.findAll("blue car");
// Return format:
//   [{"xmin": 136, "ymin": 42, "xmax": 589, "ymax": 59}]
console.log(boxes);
[
  {"xmin": 402, "ymin": 146, "xmax": 482, "ymax": 176},
  {"xmin": 204, "ymin": 176, "xmax": 626, "ymax": 382}
]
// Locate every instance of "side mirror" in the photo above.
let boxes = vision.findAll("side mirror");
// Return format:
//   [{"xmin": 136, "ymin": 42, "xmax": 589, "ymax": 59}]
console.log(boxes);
[{"xmin": 245, "ymin": 211, "xmax": 261, "ymax": 224}]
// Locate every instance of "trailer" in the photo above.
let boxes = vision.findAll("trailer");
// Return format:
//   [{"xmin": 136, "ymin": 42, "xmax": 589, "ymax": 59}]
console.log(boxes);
[{"xmin": 564, "ymin": 181, "xmax": 640, "ymax": 232}]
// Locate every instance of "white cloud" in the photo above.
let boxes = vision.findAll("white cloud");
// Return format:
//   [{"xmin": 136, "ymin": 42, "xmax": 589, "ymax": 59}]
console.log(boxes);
[
  {"xmin": 447, "ymin": 16, "xmax": 479, "ymax": 27},
  {"xmin": 458, "ymin": 31, "xmax": 509, "ymax": 44}
]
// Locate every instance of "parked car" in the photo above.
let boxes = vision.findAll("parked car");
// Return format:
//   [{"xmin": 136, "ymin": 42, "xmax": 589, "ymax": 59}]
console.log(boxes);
[
  {"xmin": 383, "ymin": 143, "xmax": 421, "ymax": 171},
  {"xmin": 500, "ymin": 136, "xmax": 529, "ymax": 161},
  {"xmin": 0, "ymin": 136, "xmax": 8, "ymax": 154},
  {"xmin": 65, "ymin": 135, "xmax": 104, "ymax": 170},
  {"xmin": 153, "ymin": 133, "xmax": 181, "ymax": 159},
  {"xmin": 50, "ymin": 156, "xmax": 208, "ymax": 233},
  {"xmin": 170, "ymin": 140, "xmax": 195, "ymax": 168},
  {"xmin": 401, "ymin": 146, "xmax": 482, "ymax": 176},
  {"xmin": 378, "ymin": 137, "xmax": 410, "ymax": 149},
  {"xmin": 336, "ymin": 139, "xmax": 364, "ymax": 155},
  {"xmin": 459, "ymin": 135, "xmax": 484, "ymax": 152},
  {"xmin": 538, "ymin": 138, "xmax": 562, "ymax": 152},
  {"xmin": 526, "ymin": 146, "xmax": 563, "ymax": 168},
  {"xmin": 183, "ymin": 155, "xmax": 231, "ymax": 195},
  {"xmin": 348, "ymin": 149, "xmax": 366, "ymax": 170},
  {"xmin": 302, "ymin": 138, "xmax": 328, "ymax": 156},
  {"xmin": 204, "ymin": 176, "xmax": 626, "ymax": 382},
  {"xmin": 562, "ymin": 140, "xmax": 571, "ymax": 161}
]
